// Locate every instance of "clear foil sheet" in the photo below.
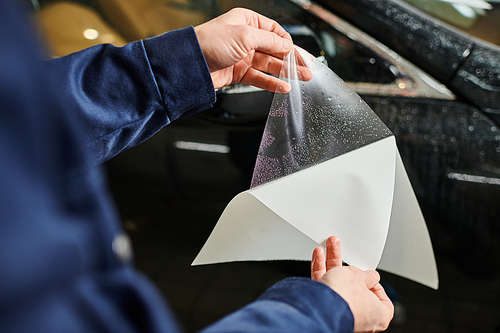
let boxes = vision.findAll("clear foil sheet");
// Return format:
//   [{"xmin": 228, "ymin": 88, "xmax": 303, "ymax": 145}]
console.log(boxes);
[
  {"xmin": 193, "ymin": 47, "xmax": 438, "ymax": 289},
  {"xmin": 251, "ymin": 47, "xmax": 392, "ymax": 188}
]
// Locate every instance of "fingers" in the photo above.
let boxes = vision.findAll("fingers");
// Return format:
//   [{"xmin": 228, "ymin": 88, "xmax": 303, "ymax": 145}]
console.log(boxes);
[
  {"xmin": 362, "ymin": 270, "xmax": 394, "ymax": 317},
  {"xmin": 239, "ymin": 68, "xmax": 291, "ymax": 93},
  {"xmin": 325, "ymin": 236, "xmax": 342, "ymax": 270},
  {"xmin": 242, "ymin": 26, "xmax": 293, "ymax": 56},
  {"xmin": 369, "ymin": 282, "xmax": 395, "ymax": 331},
  {"xmin": 363, "ymin": 270, "xmax": 381, "ymax": 289},
  {"xmin": 249, "ymin": 52, "xmax": 283, "ymax": 78},
  {"xmin": 196, "ymin": 7, "xmax": 315, "ymax": 92},
  {"xmin": 371, "ymin": 282, "xmax": 395, "ymax": 318},
  {"xmin": 330, "ymin": 268, "xmax": 393, "ymax": 332},
  {"xmin": 311, "ymin": 236, "xmax": 342, "ymax": 281},
  {"xmin": 312, "ymin": 244, "xmax": 394, "ymax": 333},
  {"xmin": 311, "ymin": 247, "xmax": 326, "ymax": 281},
  {"xmin": 250, "ymin": 52, "xmax": 313, "ymax": 82},
  {"xmin": 234, "ymin": 8, "xmax": 292, "ymax": 40},
  {"xmin": 210, "ymin": 8, "xmax": 293, "ymax": 55}
]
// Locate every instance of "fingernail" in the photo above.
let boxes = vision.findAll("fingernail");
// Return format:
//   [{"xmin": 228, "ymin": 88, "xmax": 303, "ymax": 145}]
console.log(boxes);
[{"xmin": 284, "ymin": 39, "xmax": 293, "ymax": 51}]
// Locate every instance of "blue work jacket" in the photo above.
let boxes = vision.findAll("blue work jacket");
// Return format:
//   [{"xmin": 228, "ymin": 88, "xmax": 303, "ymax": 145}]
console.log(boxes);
[{"xmin": 0, "ymin": 0, "xmax": 354, "ymax": 332}]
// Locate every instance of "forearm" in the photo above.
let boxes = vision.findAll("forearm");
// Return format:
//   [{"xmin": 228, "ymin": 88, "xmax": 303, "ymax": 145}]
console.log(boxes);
[
  {"xmin": 200, "ymin": 277, "xmax": 354, "ymax": 333},
  {"xmin": 47, "ymin": 27, "xmax": 215, "ymax": 165}
]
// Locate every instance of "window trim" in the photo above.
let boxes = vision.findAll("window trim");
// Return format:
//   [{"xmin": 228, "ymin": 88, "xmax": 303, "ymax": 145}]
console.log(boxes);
[{"xmin": 293, "ymin": 0, "xmax": 456, "ymax": 99}]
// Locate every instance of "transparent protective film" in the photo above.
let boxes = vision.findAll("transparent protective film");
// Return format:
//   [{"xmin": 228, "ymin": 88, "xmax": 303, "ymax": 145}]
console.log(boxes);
[
  {"xmin": 251, "ymin": 46, "xmax": 393, "ymax": 188},
  {"xmin": 193, "ymin": 47, "xmax": 438, "ymax": 289}
]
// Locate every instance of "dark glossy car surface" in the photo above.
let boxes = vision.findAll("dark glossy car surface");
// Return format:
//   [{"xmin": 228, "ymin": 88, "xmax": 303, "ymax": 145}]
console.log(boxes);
[{"xmin": 33, "ymin": 0, "xmax": 500, "ymax": 331}]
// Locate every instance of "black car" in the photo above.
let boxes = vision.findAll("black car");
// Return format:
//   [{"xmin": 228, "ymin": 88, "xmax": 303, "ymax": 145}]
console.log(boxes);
[{"xmin": 33, "ymin": 0, "xmax": 500, "ymax": 331}]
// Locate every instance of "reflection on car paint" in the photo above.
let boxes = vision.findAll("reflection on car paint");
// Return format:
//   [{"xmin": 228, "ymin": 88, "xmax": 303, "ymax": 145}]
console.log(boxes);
[{"xmin": 301, "ymin": 0, "xmax": 456, "ymax": 99}]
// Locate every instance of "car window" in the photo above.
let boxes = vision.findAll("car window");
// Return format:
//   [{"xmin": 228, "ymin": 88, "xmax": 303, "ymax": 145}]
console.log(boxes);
[
  {"xmin": 401, "ymin": 0, "xmax": 500, "ymax": 45},
  {"xmin": 316, "ymin": 27, "xmax": 396, "ymax": 84}
]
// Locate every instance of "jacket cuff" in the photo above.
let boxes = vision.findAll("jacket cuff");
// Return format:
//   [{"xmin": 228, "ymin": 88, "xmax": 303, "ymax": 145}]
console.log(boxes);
[
  {"xmin": 259, "ymin": 277, "xmax": 354, "ymax": 332},
  {"xmin": 143, "ymin": 26, "xmax": 216, "ymax": 121}
]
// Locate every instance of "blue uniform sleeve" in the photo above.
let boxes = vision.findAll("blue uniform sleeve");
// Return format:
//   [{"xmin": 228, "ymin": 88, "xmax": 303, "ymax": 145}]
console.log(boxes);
[
  {"xmin": 47, "ymin": 27, "xmax": 216, "ymax": 165},
  {"xmin": 0, "ymin": 1, "xmax": 355, "ymax": 332},
  {"xmin": 201, "ymin": 277, "xmax": 354, "ymax": 333}
]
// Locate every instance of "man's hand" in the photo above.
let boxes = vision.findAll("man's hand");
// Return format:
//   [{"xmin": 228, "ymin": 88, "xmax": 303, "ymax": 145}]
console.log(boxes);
[
  {"xmin": 194, "ymin": 8, "xmax": 295, "ymax": 93},
  {"xmin": 312, "ymin": 236, "xmax": 394, "ymax": 332}
]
